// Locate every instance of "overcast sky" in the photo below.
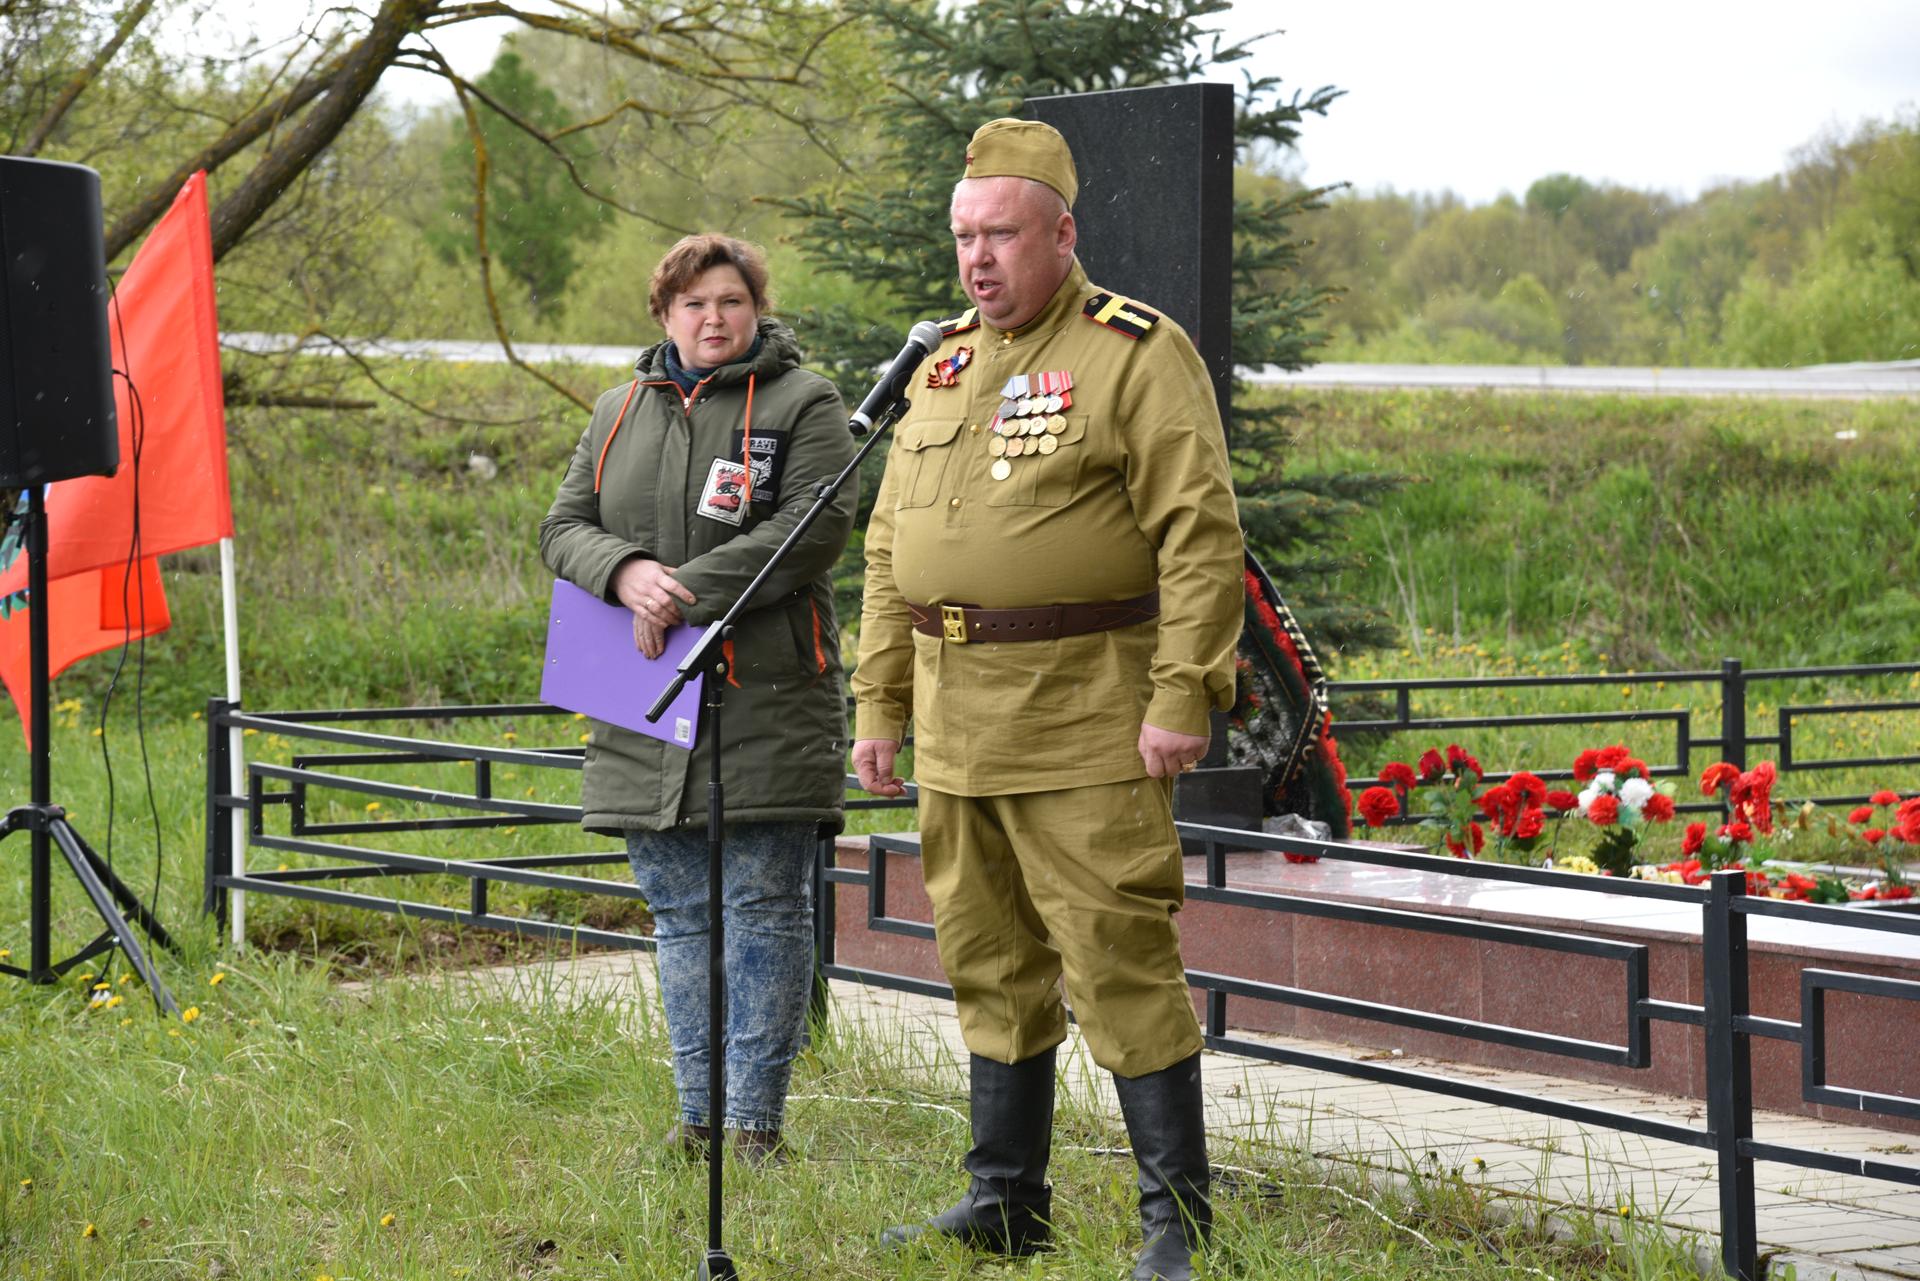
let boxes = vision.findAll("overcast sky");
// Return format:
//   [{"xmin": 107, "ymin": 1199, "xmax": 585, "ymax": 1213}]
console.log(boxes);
[{"xmin": 364, "ymin": 0, "xmax": 1919, "ymax": 206}]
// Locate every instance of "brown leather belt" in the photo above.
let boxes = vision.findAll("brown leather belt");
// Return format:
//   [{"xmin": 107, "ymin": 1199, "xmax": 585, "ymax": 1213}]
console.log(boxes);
[{"xmin": 906, "ymin": 591, "xmax": 1159, "ymax": 644}]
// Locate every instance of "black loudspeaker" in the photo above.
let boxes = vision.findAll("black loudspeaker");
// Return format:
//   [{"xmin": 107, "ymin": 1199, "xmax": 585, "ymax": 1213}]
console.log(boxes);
[{"xmin": 0, "ymin": 156, "xmax": 118, "ymax": 487}]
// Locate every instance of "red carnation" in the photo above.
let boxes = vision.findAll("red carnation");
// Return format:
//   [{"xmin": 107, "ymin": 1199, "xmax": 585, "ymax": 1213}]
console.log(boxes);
[
  {"xmin": 1871, "ymin": 790, "xmax": 1899, "ymax": 807},
  {"xmin": 1618, "ymin": 757, "xmax": 1650, "ymax": 781},
  {"xmin": 1699, "ymin": 762, "xmax": 1740, "ymax": 796},
  {"xmin": 1469, "ymin": 821, "xmax": 1485, "ymax": 854},
  {"xmin": 1478, "ymin": 782, "xmax": 1514, "ymax": 819},
  {"xmin": 1883, "ymin": 884, "xmax": 1915, "ymax": 901},
  {"xmin": 1379, "ymin": 761, "xmax": 1417, "ymax": 795},
  {"xmin": 1545, "ymin": 790, "xmax": 1580, "ymax": 813},
  {"xmin": 1572, "ymin": 749, "xmax": 1601, "ymax": 782},
  {"xmin": 1445, "ymin": 743, "xmax": 1484, "ymax": 781},
  {"xmin": 1587, "ymin": 795, "xmax": 1620, "ymax": 825},
  {"xmin": 1896, "ymin": 798, "xmax": 1920, "ymax": 845},
  {"xmin": 1417, "ymin": 749, "xmax": 1446, "ymax": 782},
  {"xmin": 1681, "ymin": 822, "xmax": 1706, "ymax": 857},
  {"xmin": 1514, "ymin": 809, "xmax": 1544, "ymax": 840},
  {"xmin": 1642, "ymin": 793, "xmax": 1676, "ymax": 823},
  {"xmin": 1595, "ymin": 745, "xmax": 1630, "ymax": 771},
  {"xmin": 1509, "ymin": 771, "xmax": 1547, "ymax": 806},
  {"xmin": 1850, "ymin": 805, "xmax": 1877, "ymax": 825},
  {"xmin": 1864, "ymin": 828, "xmax": 1886, "ymax": 845},
  {"xmin": 1720, "ymin": 821, "xmax": 1753, "ymax": 844},
  {"xmin": 1357, "ymin": 786, "xmax": 1401, "ymax": 829}
]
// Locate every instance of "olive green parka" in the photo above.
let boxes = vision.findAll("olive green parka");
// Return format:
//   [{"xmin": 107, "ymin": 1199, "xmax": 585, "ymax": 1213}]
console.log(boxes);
[{"xmin": 540, "ymin": 318, "xmax": 856, "ymax": 834}]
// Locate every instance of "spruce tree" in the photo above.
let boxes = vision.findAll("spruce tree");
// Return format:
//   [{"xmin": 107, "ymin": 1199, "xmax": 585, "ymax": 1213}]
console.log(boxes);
[{"xmin": 780, "ymin": 0, "xmax": 1398, "ymax": 659}]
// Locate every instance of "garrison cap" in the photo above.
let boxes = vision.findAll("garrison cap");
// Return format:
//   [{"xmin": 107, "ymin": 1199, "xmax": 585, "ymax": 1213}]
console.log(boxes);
[{"xmin": 963, "ymin": 118, "xmax": 1078, "ymax": 208}]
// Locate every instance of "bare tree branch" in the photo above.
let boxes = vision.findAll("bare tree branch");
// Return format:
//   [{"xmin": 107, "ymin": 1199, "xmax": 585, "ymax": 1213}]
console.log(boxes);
[
  {"xmin": 399, "ymin": 55, "xmax": 697, "ymax": 236},
  {"xmin": 434, "ymin": 47, "xmax": 593, "ymax": 412},
  {"xmin": 20, "ymin": 0, "xmax": 158, "ymax": 156}
]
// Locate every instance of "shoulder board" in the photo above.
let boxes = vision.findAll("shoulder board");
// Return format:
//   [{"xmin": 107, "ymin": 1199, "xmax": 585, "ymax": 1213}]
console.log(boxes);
[
  {"xmin": 1082, "ymin": 292, "xmax": 1160, "ymax": 340},
  {"xmin": 936, "ymin": 307, "xmax": 980, "ymax": 337}
]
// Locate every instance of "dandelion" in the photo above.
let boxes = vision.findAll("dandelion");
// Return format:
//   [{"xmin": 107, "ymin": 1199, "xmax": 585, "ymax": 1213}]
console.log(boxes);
[
  {"xmin": 1472, "ymin": 1157, "xmax": 1486, "ymax": 1170},
  {"xmin": 91, "ymin": 727, "xmax": 103, "ymax": 737},
  {"xmin": 180, "ymin": 1006, "xmax": 201, "ymax": 1023},
  {"xmin": 365, "ymin": 801, "xmax": 381, "ymax": 814},
  {"xmin": 380, "ymin": 1211, "xmax": 396, "ymax": 1227},
  {"xmin": 209, "ymin": 972, "xmax": 227, "ymax": 986},
  {"xmin": 572, "ymin": 712, "xmax": 586, "ymax": 721},
  {"xmin": 82, "ymin": 1223, "xmax": 97, "ymax": 1238},
  {"xmin": 0, "ymin": 949, "xmax": 9, "ymax": 959},
  {"xmin": 502, "ymin": 730, "xmax": 518, "ymax": 742},
  {"xmin": 19, "ymin": 1178, "xmax": 31, "ymax": 1189},
  {"xmin": 243, "ymin": 727, "xmax": 259, "ymax": 737},
  {"xmin": 104, "ymin": 995, "xmax": 123, "ymax": 1010},
  {"xmin": 118, "ymin": 973, "xmax": 133, "ymax": 986},
  {"xmin": 92, "ymin": 981, "xmax": 111, "ymax": 991},
  {"xmin": 578, "ymin": 733, "xmax": 590, "ymax": 744},
  {"xmin": 1617, "ymin": 1205, "xmax": 1633, "ymax": 1219},
  {"xmin": 191, "ymin": 710, "xmax": 203, "ymax": 720},
  {"xmin": 119, "ymin": 1018, "xmax": 132, "ymax": 1027}
]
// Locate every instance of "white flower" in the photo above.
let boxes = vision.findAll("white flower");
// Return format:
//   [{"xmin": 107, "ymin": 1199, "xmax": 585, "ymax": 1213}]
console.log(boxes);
[
  {"xmin": 1592, "ymin": 770, "xmax": 1617, "ymax": 794},
  {"xmin": 1577, "ymin": 786, "xmax": 1599, "ymax": 814},
  {"xmin": 1620, "ymin": 778, "xmax": 1654, "ymax": 810}
]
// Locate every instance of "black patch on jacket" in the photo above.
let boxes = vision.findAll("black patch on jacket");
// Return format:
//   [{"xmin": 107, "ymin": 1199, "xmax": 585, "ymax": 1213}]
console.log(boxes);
[{"xmin": 727, "ymin": 427, "xmax": 790, "ymax": 505}]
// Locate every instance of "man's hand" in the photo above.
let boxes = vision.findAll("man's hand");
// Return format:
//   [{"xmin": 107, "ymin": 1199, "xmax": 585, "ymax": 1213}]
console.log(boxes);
[
  {"xmin": 853, "ymin": 738, "xmax": 908, "ymax": 798},
  {"xmin": 1138, "ymin": 722, "xmax": 1209, "ymax": 780},
  {"xmin": 632, "ymin": 611, "xmax": 667, "ymax": 660},
  {"xmin": 611, "ymin": 557, "xmax": 697, "ymax": 629}
]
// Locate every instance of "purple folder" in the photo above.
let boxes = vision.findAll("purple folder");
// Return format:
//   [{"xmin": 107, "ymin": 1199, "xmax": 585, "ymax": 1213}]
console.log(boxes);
[{"xmin": 541, "ymin": 578, "xmax": 703, "ymax": 749}]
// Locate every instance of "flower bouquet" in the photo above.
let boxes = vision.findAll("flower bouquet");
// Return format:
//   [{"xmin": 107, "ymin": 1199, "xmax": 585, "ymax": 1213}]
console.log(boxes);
[
  {"xmin": 1568, "ymin": 744, "xmax": 1677, "ymax": 875},
  {"xmin": 1356, "ymin": 744, "xmax": 1486, "ymax": 858}
]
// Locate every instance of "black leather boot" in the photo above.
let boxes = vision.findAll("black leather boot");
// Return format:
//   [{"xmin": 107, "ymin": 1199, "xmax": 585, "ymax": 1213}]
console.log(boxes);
[
  {"xmin": 1114, "ymin": 1051, "xmax": 1210, "ymax": 1281},
  {"xmin": 880, "ymin": 1048, "xmax": 1055, "ymax": 1255}
]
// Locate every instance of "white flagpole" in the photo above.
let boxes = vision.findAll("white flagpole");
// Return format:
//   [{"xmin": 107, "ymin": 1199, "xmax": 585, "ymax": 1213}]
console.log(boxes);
[{"xmin": 219, "ymin": 535, "xmax": 245, "ymax": 948}]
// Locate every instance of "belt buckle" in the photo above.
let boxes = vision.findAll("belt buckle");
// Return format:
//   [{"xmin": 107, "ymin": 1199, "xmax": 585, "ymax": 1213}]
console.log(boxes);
[{"xmin": 940, "ymin": 605, "xmax": 969, "ymax": 644}]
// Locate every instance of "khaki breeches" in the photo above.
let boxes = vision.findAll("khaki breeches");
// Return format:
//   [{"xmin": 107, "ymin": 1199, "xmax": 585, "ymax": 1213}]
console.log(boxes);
[{"xmin": 918, "ymin": 778, "xmax": 1203, "ymax": 1079}]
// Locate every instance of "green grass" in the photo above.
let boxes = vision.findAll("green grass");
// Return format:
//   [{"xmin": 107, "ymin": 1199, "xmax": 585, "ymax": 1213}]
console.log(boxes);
[
  {"xmin": 1273, "ymin": 388, "xmax": 1920, "ymax": 669},
  {"xmin": 0, "ymin": 954, "xmax": 1710, "ymax": 1280}
]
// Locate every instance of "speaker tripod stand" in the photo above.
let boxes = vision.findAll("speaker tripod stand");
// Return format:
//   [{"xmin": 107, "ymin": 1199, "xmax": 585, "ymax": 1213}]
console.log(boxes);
[{"xmin": 0, "ymin": 485, "xmax": 180, "ymax": 1014}]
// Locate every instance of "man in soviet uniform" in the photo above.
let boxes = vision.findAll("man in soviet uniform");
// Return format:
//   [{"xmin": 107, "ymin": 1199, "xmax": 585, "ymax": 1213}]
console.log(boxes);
[{"xmin": 851, "ymin": 118, "xmax": 1243, "ymax": 1281}]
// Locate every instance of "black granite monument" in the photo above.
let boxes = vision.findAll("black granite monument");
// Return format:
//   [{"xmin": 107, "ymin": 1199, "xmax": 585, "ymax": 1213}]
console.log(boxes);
[{"xmin": 1028, "ymin": 83, "xmax": 1261, "ymax": 837}]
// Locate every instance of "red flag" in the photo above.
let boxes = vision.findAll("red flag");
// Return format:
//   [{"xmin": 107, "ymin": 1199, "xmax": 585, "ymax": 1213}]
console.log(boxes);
[
  {"xmin": 0, "ymin": 172, "xmax": 228, "ymax": 744},
  {"xmin": 0, "ymin": 558, "xmax": 171, "ymax": 744}
]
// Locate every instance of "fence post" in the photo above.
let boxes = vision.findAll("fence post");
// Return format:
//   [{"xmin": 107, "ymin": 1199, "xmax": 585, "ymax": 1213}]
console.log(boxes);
[
  {"xmin": 808, "ymin": 828, "xmax": 833, "ymax": 1032},
  {"xmin": 1719, "ymin": 657, "xmax": 1747, "ymax": 771},
  {"xmin": 1704, "ymin": 868, "xmax": 1758, "ymax": 1280},
  {"xmin": 203, "ymin": 696, "xmax": 230, "ymax": 927}
]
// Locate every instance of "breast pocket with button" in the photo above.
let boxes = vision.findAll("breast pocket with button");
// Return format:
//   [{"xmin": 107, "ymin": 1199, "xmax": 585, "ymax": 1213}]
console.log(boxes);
[{"xmin": 893, "ymin": 416, "xmax": 965, "ymax": 509}]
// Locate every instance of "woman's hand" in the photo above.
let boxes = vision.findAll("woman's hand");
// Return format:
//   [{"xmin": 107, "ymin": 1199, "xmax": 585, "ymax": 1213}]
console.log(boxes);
[
  {"xmin": 633, "ymin": 610, "xmax": 667, "ymax": 660},
  {"xmin": 612, "ymin": 557, "xmax": 698, "ymax": 630}
]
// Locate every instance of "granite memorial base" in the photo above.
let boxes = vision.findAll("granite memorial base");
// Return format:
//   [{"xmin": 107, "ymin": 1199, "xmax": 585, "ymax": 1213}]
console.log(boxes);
[{"xmin": 828, "ymin": 835, "xmax": 1920, "ymax": 1134}]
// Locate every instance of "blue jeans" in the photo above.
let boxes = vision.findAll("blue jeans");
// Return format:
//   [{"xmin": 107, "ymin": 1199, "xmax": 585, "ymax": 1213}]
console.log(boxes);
[{"xmin": 626, "ymin": 822, "xmax": 816, "ymax": 1132}]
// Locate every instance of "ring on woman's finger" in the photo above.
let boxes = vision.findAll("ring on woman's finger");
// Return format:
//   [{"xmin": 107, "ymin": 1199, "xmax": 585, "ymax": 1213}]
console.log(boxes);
[{"xmin": 1179, "ymin": 760, "xmax": 1198, "ymax": 773}]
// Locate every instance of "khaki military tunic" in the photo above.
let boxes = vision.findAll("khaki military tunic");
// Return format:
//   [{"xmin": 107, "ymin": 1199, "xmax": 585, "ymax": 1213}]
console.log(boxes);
[{"xmin": 853, "ymin": 259, "xmax": 1244, "ymax": 795}]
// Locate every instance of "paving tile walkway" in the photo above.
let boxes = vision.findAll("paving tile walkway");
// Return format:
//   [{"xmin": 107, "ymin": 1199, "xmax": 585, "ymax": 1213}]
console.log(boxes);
[{"xmin": 453, "ymin": 952, "xmax": 1920, "ymax": 1281}]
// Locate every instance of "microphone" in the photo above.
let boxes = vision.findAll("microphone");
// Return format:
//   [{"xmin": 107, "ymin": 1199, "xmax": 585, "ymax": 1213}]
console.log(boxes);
[{"xmin": 849, "ymin": 320, "xmax": 945, "ymax": 435}]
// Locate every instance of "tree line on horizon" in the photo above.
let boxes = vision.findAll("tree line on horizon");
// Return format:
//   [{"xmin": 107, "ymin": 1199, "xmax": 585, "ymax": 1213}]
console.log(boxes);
[{"xmin": 1285, "ymin": 114, "xmax": 1920, "ymax": 369}]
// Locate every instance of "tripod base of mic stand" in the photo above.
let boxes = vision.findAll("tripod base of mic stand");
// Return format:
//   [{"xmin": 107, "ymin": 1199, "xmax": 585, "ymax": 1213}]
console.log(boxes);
[
  {"xmin": 695, "ymin": 1249, "xmax": 740, "ymax": 1279},
  {"xmin": 0, "ymin": 804, "xmax": 181, "ymax": 1015}
]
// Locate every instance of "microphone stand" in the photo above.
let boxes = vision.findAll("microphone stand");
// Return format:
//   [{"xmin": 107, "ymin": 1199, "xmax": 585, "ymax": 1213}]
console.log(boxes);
[{"xmin": 645, "ymin": 395, "xmax": 910, "ymax": 1281}]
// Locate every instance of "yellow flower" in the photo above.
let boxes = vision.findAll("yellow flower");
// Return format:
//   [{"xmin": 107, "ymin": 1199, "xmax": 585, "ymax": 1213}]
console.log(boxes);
[
  {"xmin": 118, "ymin": 974, "xmax": 133, "ymax": 986},
  {"xmin": 92, "ymin": 981, "xmax": 111, "ymax": 991},
  {"xmin": 208, "ymin": 972, "xmax": 227, "ymax": 986},
  {"xmin": 104, "ymin": 995, "xmax": 123, "ymax": 1010},
  {"xmin": 90, "ymin": 727, "xmax": 103, "ymax": 737},
  {"xmin": 579, "ymin": 733, "xmax": 590, "ymax": 744},
  {"xmin": 77, "ymin": 972, "xmax": 95, "ymax": 983},
  {"xmin": 380, "ymin": 1211, "xmax": 396, "ymax": 1227},
  {"xmin": 0, "ymin": 949, "xmax": 11, "ymax": 959},
  {"xmin": 82, "ymin": 1223, "xmax": 96, "ymax": 1238},
  {"xmin": 502, "ymin": 730, "xmax": 518, "ymax": 742},
  {"xmin": 572, "ymin": 712, "xmax": 586, "ymax": 721},
  {"xmin": 18, "ymin": 1178, "xmax": 30, "ymax": 1190},
  {"xmin": 364, "ymin": 801, "xmax": 381, "ymax": 813},
  {"xmin": 1472, "ymin": 1157, "xmax": 1486, "ymax": 1170},
  {"xmin": 180, "ymin": 1006, "xmax": 201, "ymax": 1023},
  {"xmin": 243, "ymin": 727, "xmax": 259, "ymax": 737},
  {"xmin": 118, "ymin": 1018, "xmax": 132, "ymax": 1027},
  {"xmin": 167, "ymin": 1028, "xmax": 181, "ymax": 1037}
]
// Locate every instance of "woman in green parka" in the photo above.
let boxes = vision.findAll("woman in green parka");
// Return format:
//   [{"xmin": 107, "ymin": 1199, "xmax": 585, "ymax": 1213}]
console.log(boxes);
[{"xmin": 540, "ymin": 234, "xmax": 855, "ymax": 1161}]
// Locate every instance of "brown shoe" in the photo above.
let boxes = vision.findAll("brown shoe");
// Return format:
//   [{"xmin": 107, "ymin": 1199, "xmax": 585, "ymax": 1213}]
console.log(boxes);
[
  {"xmin": 730, "ymin": 1128, "xmax": 790, "ymax": 1167},
  {"xmin": 668, "ymin": 1122, "xmax": 712, "ymax": 1161}
]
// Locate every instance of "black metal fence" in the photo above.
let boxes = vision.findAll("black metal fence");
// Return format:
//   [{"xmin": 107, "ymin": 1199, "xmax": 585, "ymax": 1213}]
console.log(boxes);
[
  {"xmin": 1328, "ymin": 657, "xmax": 1920, "ymax": 814},
  {"xmin": 202, "ymin": 668, "xmax": 1920, "ymax": 1280}
]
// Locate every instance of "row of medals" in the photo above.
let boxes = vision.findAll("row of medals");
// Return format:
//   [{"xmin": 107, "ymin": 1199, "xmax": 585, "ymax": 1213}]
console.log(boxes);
[{"xmin": 986, "ymin": 384, "xmax": 1072, "ymax": 481}]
